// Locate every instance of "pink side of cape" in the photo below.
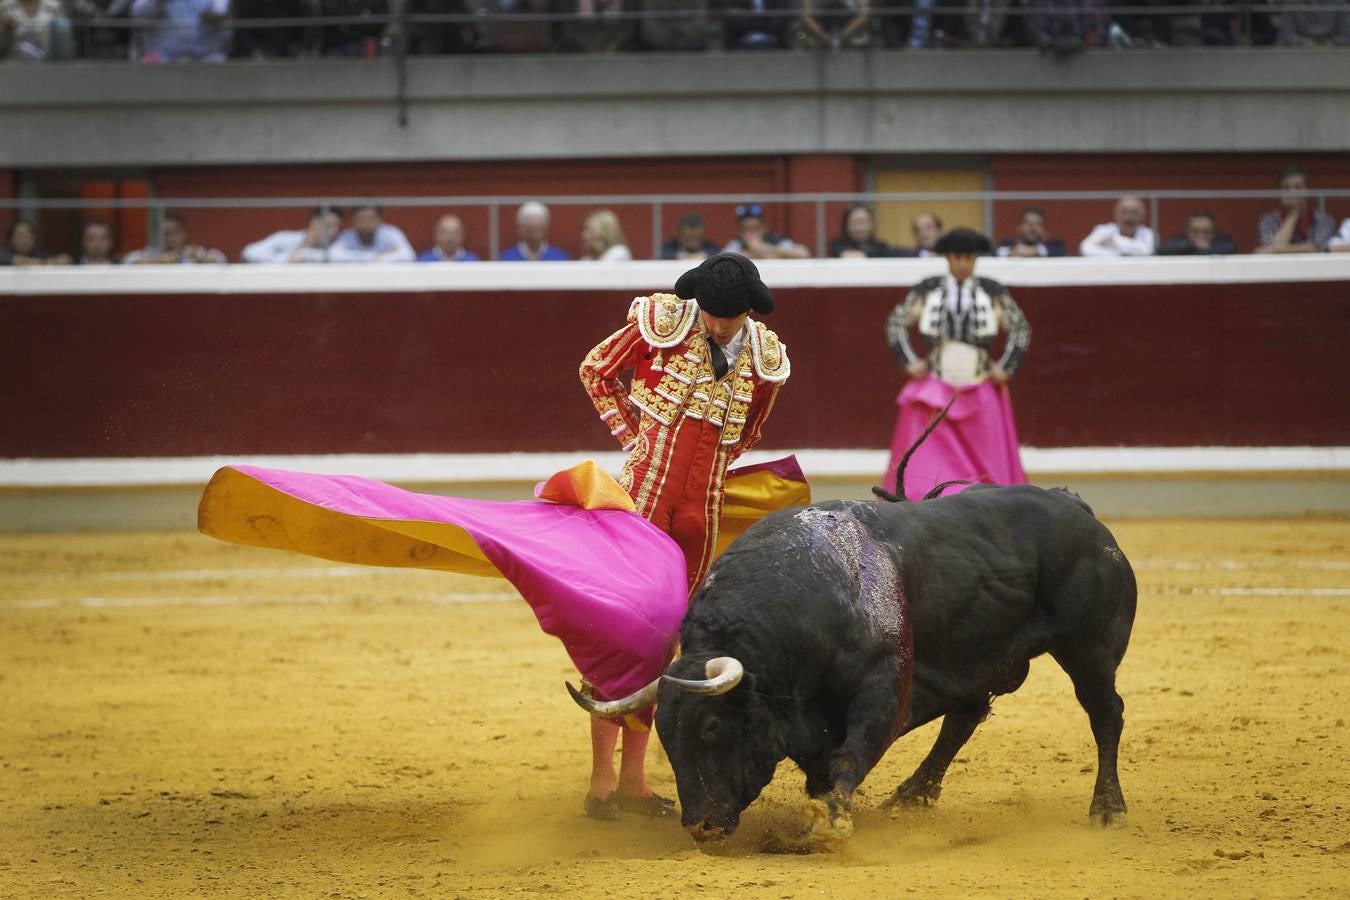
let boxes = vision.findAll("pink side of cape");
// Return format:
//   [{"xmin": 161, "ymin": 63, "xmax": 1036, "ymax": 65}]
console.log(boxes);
[
  {"xmin": 880, "ymin": 375, "xmax": 1028, "ymax": 501},
  {"xmin": 228, "ymin": 466, "xmax": 689, "ymax": 705}
]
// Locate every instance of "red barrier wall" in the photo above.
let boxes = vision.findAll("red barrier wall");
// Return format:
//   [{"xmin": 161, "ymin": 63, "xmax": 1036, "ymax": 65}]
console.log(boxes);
[{"xmin": 5, "ymin": 281, "xmax": 1348, "ymax": 458}]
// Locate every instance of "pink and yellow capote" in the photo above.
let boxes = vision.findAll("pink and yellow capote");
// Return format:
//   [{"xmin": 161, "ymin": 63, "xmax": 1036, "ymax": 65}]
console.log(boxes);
[{"xmin": 198, "ymin": 457, "xmax": 809, "ymax": 720}]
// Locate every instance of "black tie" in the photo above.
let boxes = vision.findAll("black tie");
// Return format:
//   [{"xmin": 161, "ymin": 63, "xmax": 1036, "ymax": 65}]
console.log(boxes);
[{"xmin": 707, "ymin": 337, "xmax": 729, "ymax": 380}]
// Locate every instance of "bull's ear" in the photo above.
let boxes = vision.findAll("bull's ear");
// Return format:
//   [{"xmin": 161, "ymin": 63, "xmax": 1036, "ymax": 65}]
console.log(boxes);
[{"xmin": 724, "ymin": 671, "xmax": 758, "ymax": 708}]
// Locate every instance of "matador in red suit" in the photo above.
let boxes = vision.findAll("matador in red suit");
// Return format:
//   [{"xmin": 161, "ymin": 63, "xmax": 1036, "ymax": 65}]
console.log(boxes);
[
  {"xmin": 580, "ymin": 252, "xmax": 791, "ymax": 591},
  {"xmin": 576, "ymin": 252, "xmax": 790, "ymax": 821}
]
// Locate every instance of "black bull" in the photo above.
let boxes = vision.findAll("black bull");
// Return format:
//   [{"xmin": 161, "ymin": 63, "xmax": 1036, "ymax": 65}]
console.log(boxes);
[{"xmin": 573, "ymin": 484, "xmax": 1137, "ymax": 846}]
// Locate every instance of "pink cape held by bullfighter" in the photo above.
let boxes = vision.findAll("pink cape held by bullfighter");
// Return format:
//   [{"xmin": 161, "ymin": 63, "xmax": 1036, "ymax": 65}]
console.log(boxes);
[{"xmin": 197, "ymin": 457, "xmax": 810, "ymax": 722}]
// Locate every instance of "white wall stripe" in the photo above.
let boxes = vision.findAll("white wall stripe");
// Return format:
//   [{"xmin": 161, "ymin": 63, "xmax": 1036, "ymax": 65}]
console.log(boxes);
[
  {"xmin": 10, "ymin": 567, "xmax": 438, "ymax": 582},
  {"xmin": 1133, "ymin": 560, "xmax": 1350, "ymax": 571},
  {"xmin": 0, "ymin": 592, "xmax": 520, "ymax": 610},
  {"xmin": 3, "ymin": 255, "xmax": 1349, "ymax": 295},
  {"xmin": 1212, "ymin": 588, "xmax": 1350, "ymax": 597},
  {"xmin": 3, "ymin": 446, "xmax": 1346, "ymax": 488}
]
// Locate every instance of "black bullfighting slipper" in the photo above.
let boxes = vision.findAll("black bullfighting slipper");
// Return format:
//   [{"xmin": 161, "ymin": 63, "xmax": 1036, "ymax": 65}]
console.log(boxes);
[
  {"xmin": 584, "ymin": 792, "xmax": 620, "ymax": 821},
  {"xmin": 613, "ymin": 792, "xmax": 677, "ymax": 818}
]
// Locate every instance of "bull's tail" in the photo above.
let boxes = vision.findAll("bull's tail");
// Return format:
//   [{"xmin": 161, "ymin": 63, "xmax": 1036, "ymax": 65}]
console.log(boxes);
[
  {"xmin": 871, "ymin": 392, "xmax": 959, "ymax": 503},
  {"xmin": 921, "ymin": 478, "xmax": 973, "ymax": 501}
]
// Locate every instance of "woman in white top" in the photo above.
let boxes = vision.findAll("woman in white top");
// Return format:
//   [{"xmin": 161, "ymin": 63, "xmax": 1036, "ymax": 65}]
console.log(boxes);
[{"xmin": 581, "ymin": 209, "xmax": 632, "ymax": 262}]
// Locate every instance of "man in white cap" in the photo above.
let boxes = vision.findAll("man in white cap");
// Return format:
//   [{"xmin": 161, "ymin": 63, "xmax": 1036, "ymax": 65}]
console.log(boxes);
[{"xmin": 499, "ymin": 201, "xmax": 570, "ymax": 261}]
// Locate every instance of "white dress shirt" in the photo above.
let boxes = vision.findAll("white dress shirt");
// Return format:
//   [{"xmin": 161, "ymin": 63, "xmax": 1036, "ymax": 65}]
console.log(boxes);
[
  {"xmin": 328, "ymin": 224, "xmax": 417, "ymax": 263},
  {"xmin": 241, "ymin": 230, "xmax": 329, "ymax": 264},
  {"xmin": 710, "ymin": 327, "xmax": 747, "ymax": 375},
  {"xmin": 1079, "ymin": 223, "xmax": 1156, "ymax": 257}
]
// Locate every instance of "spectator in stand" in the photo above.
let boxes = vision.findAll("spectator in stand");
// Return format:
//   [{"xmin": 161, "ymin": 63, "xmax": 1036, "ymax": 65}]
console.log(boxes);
[
  {"xmin": 580, "ymin": 209, "xmax": 632, "ymax": 262},
  {"xmin": 471, "ymin": 0, "xmax": 553, "ymax": 53},
  {"xmin": 659, "ymin": 212, "xmax": 721, "ymax": 261},
  {"xmin": 1330, "ymin": 218, "xmax": 1350, "ymax": 253},
  {"xmin": 70, "ymin": 1, "xmax": 132, "ymax": 60},
  {"xmin": 123, "ymin": 213, "xmax": 226, "ymax": 264},
  {"xmin": 829, "ymin": 203, "xmax": 903, "ymax": 258},
  {"xmin": 1273, "ymin": 0, "xmax": 1350, "ymax": 46},
  {"xmin": 328, "ymin": 205, "xmax": 415, "ymax": 263},
  {"xmin": 558, "ymin": 0, "xmax": 635, "ymax": 53},
  {"xmin": 417, "ymin": 214, "xmax": 481, "ymax": 262},
  {"xmin": 636, "ymin": 0, "xmax": 711, "ymax": 51},
  {"xmin": 0, "ymin": 0, "xmax": 75, "ymax": 60},
  {"xmin": 884, "ymin": 0, "xmax": 935, "ymax": 48},
  {"xmin": 242, "ymin": 207, "xmax": 344, "ymax": 263},
  {"xmin": 997, "ymin": 207, "xmax": 1067, "ymax": 258},
  {"xmin": 1079, "ymin": 196, "xmax": 1156, "ymax": 257},
  {"xmin": 1157, "ymin": 211, "xmax": 1238, "ymax": 256},
  {"xmin": 77, "ymin": 219, "xmax": 119, "ymax": 265},
  {"xmin": 800, "ymin": 0, "xmax": 875, "ymax": 50},
  {"xmin": 1025, "ymin": 0, "xmax": 1105, "ymax": 55},
  {"xmin": 232, "ymin": 0, "xmax": 310, "ymax": 59},
  {"xmin": 131, "ymin": 0, "xmax": 232, "ymax": 62},
  {"xmin": 318, "ymin": 0, "xmax": 389, "ymax": 57},
  {"xmin": 723, "ymin": 202, "xmax": 810, "ymax": 260},
  {"xmin": 406, "ymin": 0, "xmax": 478, "ymax": 55},
  {"xmin": 963, "ymin": 0, "xmax": 1011, "ymax": 46},
  {"xmin": 499, "ymin": 201, "xmax": 570, "ymax": 261},
  {"xmin": 908, "ymin": 211, "xmax": 943, "ymax": 258},
  {"xmin": 0, "ymin": 220, "xmax": 33, "ymax": 265},
  {"xmin": 1255, "ymin": 167, "xmax": 1337, "ymax": 254},
  {"xmin": 1113, "ymin": 0, "xmax": 1173, "ymax": 47},
  {"xmin": 1, "ymin": 219, "xmax": 70, "ymax": 265},
  {"xmin": 722, "ymin": 0, "xmax": 793, "ymax": 49}
]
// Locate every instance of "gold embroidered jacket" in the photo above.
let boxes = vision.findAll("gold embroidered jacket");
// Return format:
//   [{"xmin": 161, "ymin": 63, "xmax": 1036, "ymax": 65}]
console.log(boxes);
[{"xmin": 580, "ymin": 293, "xmax": 790, "ymax": 453}]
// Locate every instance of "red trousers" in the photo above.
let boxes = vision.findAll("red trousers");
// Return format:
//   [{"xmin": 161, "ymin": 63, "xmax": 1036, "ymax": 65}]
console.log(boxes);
[{"xmin": 621, "ymin": 416, "xmax": 732, "ymax": 592}]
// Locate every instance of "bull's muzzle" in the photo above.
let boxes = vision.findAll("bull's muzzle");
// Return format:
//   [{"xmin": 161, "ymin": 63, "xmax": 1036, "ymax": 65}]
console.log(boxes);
[{"xmin": 686, "ymin": 820, "xmax": 731, "ymax": 843}]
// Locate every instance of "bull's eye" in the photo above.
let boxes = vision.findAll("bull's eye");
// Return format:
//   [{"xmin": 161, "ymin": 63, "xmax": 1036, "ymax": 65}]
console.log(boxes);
[{"xmin": 700, "ymin": 716, "xmax": 722, "ymax": 745}]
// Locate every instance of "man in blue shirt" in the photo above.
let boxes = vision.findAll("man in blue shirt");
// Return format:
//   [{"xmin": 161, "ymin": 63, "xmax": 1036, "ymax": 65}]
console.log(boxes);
[
  {"xmin": 417, "ymin": 214, "xmax": 481, "ymax": 262},
  {"xmin": 499, "ymin": 201, "xmax": 570, "ymax": 261},
  {"xmin": 329, "ymin": 205, "xmax": 416, "ymax": 263}
]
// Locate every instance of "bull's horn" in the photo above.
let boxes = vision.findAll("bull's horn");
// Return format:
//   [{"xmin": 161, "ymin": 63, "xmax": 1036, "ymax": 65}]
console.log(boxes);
[
  {"xmin": 662, "ymin": 656, "xmax": 744, "ymax": 696},
  {"xmin": 565, "ymin": 677, "xmax": 660, "ymax": 717}
]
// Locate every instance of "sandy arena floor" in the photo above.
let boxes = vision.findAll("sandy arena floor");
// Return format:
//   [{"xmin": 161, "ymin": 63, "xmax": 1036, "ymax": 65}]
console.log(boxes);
[{"xmin": 1, "ymin": 518, "xmax": 1347, "ymax": 898}]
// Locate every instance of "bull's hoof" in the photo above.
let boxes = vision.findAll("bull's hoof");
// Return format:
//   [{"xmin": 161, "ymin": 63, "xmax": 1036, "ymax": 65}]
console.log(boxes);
[
  {"xmin": 1090, "ymin": 807, "xmax": 1128, "ymax": 828},
  {"xmin": 882, "ymin": 777, "xmax": 942, "ymax": 810},
  {"xmin": 758, "ymin": 829, "xmax": 823, "ymax": 855},
  {"xmin": 757, "ymin": 798, "xmax": 852, "ymax": 854},
  {"xmin": 806, "ymin": 796, "xmax": 853, "ymax": 844}
]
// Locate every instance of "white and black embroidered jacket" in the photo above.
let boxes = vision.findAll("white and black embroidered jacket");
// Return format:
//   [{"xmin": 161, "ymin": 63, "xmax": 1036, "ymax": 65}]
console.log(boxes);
[{"xmin": 885, "ymin": 274, "xmax": 1031, "ymax": 377}]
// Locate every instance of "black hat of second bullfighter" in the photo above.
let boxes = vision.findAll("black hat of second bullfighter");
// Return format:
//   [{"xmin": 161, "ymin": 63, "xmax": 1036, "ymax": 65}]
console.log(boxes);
[
  {"xmin": 674, "ymin": 252, "xmax": 775, "ymax": 317},
  {"xmin": 934, "ymin": 227, "xmax": 993, "ymax": 255}
]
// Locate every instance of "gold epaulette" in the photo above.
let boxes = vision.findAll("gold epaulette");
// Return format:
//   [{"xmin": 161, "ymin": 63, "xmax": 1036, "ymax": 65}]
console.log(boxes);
[
  {"xmin": 628, "ymin": 293, "xmax": 699, "ymax": 349},
  {"xmin": 748, "ymin": 321, "xmax": 790, "ymax": 383}
]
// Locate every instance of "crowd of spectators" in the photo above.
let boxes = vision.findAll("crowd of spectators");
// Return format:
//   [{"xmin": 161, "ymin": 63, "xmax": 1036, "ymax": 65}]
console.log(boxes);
[
  {"xmin": 3, "ymin": 1, "xmax": 1344, "ymax": 62},
  {"xmin": 4, "ymin": 169, "xmax": 1348, "ymax": 267}
]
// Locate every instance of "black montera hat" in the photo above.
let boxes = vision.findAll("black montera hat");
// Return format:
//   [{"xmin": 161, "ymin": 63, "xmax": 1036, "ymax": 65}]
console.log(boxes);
[
  {"xmin": 673, "ymin": 252, "xmax": 775, "ymax": 317},
  {"xmin": 934, "ymin": 227, "xmax": 993, "ymax": 255}
]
